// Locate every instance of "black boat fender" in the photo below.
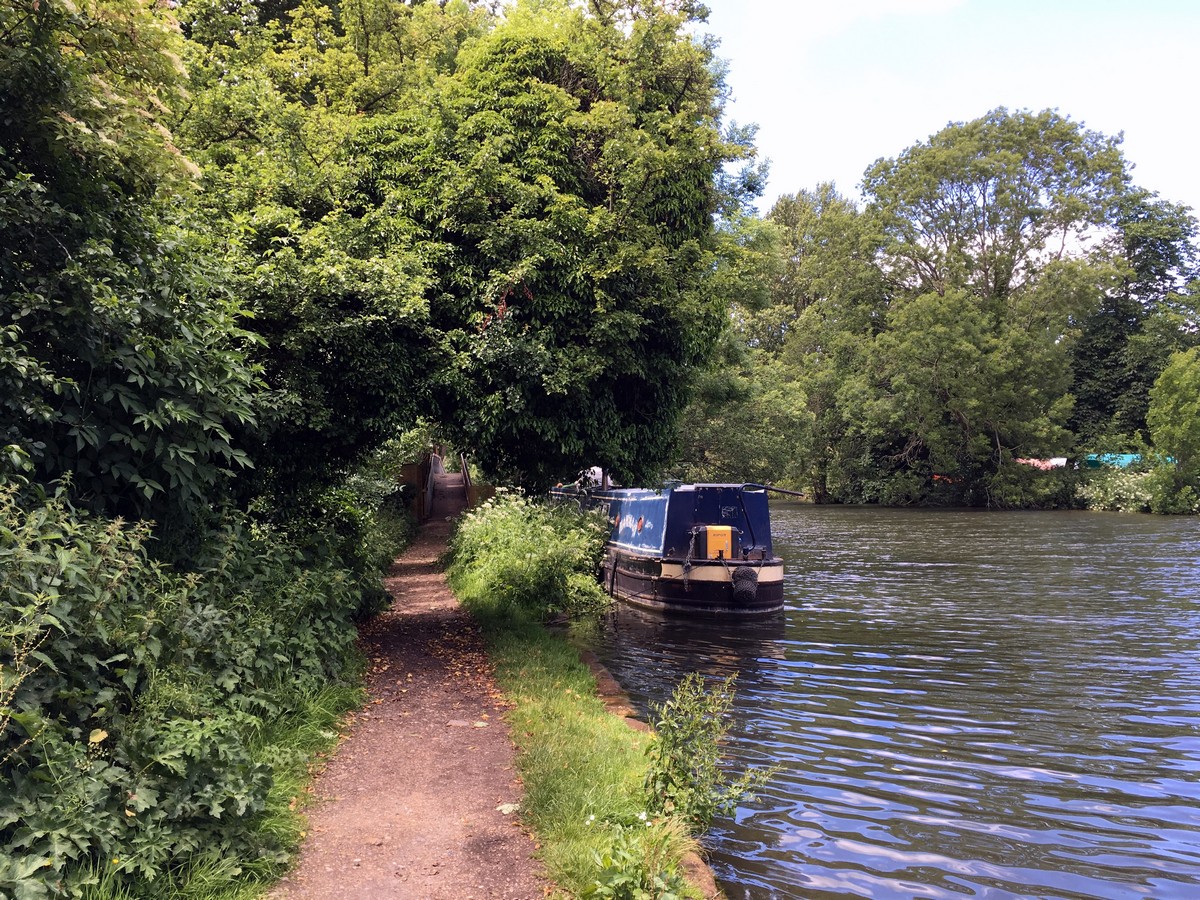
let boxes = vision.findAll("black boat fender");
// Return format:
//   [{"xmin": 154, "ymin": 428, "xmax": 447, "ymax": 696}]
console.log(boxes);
[{"xmin": 731, "ymin": 565, "xmax": 759, "ymax": 605}]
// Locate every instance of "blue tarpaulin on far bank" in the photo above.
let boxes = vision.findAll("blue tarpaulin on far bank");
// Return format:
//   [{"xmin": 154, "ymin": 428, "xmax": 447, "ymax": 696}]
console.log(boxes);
[{"xmin": 1084, "ymin": 453, "xmax": 1143, "ymax": 469}]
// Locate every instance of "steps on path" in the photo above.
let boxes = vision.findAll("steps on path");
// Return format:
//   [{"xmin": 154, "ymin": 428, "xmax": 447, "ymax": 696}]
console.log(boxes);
[{"xmin": 428, "ymin": 472, "xmax": 467, "ymax": 521}]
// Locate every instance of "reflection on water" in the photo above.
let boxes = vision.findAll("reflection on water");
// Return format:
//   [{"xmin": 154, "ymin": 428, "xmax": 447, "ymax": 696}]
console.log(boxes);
[{"xmin": 588, "ymin": 506, "xmax": 1200, "ymax": 899}]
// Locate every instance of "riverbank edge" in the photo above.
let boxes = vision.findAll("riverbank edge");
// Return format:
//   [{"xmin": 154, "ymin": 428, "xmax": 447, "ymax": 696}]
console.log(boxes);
[
  {"xmin": 442, "ymin": 490, "xmax": 727, "ymax": 896},
  {"xmin": 460, "ymin": 599, "xmax": 727, "ymax": 897},
  {"xmin": 573, "ymin": 646, "xmax": 725, "ymax": 900}
]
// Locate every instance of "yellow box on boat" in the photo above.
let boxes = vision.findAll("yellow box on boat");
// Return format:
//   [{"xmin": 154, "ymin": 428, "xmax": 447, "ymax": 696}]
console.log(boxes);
[{"xmin": 706, "ymin": 525, "xmax": 733, "ymax": 559}]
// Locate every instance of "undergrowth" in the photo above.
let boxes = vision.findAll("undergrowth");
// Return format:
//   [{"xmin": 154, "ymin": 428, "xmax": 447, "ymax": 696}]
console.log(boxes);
[
  {"xmin": 1077, "ymin": 463, "xmax": 1200, "ymax": 514},
  {"xmin": 447, "ymin": 489, "xmax": 611, "ymax": 618},
  {"xmin": 77, "ymin": 682, "xmax": 360, "ymax": 900},
  {"xmin": 0, "ymin": 478, "xmax": 401, "ymax": 899}
]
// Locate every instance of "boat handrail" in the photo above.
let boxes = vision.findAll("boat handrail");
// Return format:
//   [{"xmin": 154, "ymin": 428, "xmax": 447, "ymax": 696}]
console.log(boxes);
[{"xmin": 736, "ymin": 492, "xmax": 758, "ymax": 549}]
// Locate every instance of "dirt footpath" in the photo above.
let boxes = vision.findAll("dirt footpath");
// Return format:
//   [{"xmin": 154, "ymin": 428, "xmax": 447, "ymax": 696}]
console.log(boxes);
[{"xmin": 273, "ymin": 476, "xmax": 549, "ymax": 899}]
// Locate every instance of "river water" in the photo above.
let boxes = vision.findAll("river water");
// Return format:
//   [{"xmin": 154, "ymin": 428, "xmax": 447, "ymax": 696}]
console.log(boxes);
[{"xmin": 586, "ymin": 505, "xmax": 1200, "ymax": 899}]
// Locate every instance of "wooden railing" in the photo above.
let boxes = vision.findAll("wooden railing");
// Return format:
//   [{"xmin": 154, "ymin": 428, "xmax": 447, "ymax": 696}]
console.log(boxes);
[
  {"xmin": 459, "ymin": 453, "xmax": 472, "ymax": 503},
  {"xmin": 422, "ymin": 452, "xmax": 440, "ymax": 521}
]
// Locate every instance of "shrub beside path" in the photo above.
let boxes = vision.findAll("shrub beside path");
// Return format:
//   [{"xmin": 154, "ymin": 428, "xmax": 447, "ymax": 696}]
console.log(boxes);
[{"xmin": 273, "ymin": 473, "xmax": 550, "ymax": 899}]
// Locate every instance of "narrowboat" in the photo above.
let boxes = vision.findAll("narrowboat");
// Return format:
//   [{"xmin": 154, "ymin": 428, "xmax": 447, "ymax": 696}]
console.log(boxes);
[{"xmin": 554, "ymin": 483, "xmax": 785, "ymax": 616}]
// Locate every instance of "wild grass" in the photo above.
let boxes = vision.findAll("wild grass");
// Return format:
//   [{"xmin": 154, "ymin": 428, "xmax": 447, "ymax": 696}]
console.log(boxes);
[{"xmin": 467, "ymin": 606, "xmax": 702, "ymax": 898}]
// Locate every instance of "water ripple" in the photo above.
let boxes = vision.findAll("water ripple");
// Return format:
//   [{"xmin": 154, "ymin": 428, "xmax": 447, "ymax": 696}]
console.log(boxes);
[{"xmin": 591, "ymin": 506, "xmax": 1200, "ymax": 899}]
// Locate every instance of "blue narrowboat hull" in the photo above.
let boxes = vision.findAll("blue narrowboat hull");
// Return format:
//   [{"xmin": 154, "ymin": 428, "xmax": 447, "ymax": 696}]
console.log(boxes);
[
  {"xmin": 601, "ymin": 551, "xmax": 784, "ymax": 616},
  {"xmin": 556, "ymin": 483, "xmax": 785, "ymax": 616}
]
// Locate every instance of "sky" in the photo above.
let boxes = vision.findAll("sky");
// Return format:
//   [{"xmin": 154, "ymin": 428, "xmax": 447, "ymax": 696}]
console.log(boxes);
[{"xmin": 701, "ymin": 0, "xmax": 1200, "ymax": 216}]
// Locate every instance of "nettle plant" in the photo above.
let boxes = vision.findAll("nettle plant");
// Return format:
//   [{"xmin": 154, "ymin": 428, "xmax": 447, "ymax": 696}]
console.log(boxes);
[
  {"xmin": 644, "ymin": 673, "xmax": 775, "ymax": 833},
  {"xmin": 0, "ymin": 485, "xmax": 362, "ymax": 896}
]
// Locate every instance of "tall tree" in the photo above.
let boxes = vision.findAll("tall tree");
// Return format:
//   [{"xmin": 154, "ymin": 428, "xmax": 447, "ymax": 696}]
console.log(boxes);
[
  {"xmin": 1148, "ymin": 347, "xmax": 1200, "ymax": 479},
  {"xmin": 428, "ymin": 4, "xmax": 748, "ymax": 487},
  {"xmin": 176, "ymin": 0, "xmax": 487, "ymax": 495},
  {"xmin": 0, "ymin": 0, "xmax": 261, "ymax": 526},
  {"xmin": 676, "ymin": 185, "xmax": 893, "ymax": 499},
  {"xmin": 676, "ymin": 109, "xmax": 1198, "ymax": 508},
  {"xmin": 770, "ymin": 186, "xmax": 889, "ymax": 500},
  {"xmin": 181, "ymin": 0, "xmax": 752, "ymax": 492},
  {"xmin": 851, "ymin": 287, "xmax": 1074, "ymax": 501},
  {"xmin": 1069, "ymin": 190, "xmax": 1200, "ymax": 445},
  {"xmin": 862, "ymin": 107, "xmax": 1128, "ymax": 304},
  {"xmin": 843, "ymin": 109, "xmax": 1130, "ymax": 503}
]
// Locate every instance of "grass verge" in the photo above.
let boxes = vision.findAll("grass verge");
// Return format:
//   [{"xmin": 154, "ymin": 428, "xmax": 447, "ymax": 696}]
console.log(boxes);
[
  {"xmin": 446, "ymin": 492, "xmax": 705, "ymax": 897},
  {"xmin": 466, "ymin": 605, "xmax": 703, "ymax": 897}
]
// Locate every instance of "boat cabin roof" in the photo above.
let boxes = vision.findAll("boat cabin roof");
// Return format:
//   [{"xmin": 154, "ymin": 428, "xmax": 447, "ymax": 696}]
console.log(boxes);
[{"xmin": 572, "ymin": 483, "xmax": 773, "ymax": 558}]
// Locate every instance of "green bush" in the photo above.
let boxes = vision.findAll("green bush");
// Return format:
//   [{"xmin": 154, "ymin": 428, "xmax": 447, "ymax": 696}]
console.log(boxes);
[
  {"xmin": 0, "ymin": 485, "xmax": 365, "ymax": 898},
  {"xmin": 983, "ymin": 464, "xmax": 1081, "ymax": 510},
  {"xmin": 445, "ymin": 491, "xmax": 610, "ymax": 619},
  {"xmin": 644, "ymin": 674, "xmax": 774, "ymax": 833},
  {"xmin": 582, "ymin": 818, "xmax": 691, "ymax": 900},
  {"xmin": 1145, "ymin": 466, "xmax": 1200, "ymax": 515},
  {"xmin": 252, "ymin": 455, "xmax": 417, "ymax": 622},
  {"xmin": 1077, "ymin": 466, "xmax": 1154, "ymax": 512},
  {"xmin": 303, "ymin": 479, "xmax": 415, "ymax": 620},
  {"xmin": 1076, "ymin": 463, "xmax": 1198, "ymax": 514}
]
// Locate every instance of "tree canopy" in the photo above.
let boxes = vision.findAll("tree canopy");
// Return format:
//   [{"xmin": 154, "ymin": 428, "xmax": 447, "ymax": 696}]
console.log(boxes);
[
  {"xmin": 4, "ymin": 4, "xmax": 1200, "ymax": 518},
  {"xmin": 677, "ymin": 108, "xmax": 1200, "ymax": 508},
  {"xmin": 174, "ymin": 0, "xmax": 750, "ymax": 493}
]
